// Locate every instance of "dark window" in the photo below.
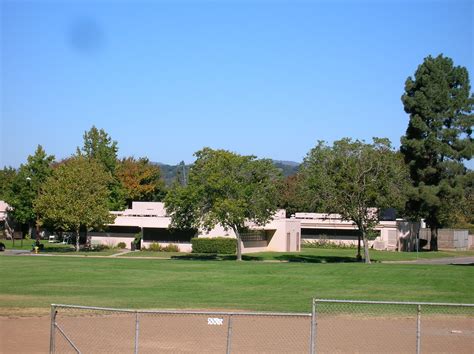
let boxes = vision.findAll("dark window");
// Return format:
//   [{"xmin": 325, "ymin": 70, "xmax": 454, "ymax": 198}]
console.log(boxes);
[
  {"xmin": 301, "ymin": 228, "xmax": 380, "ymax": 240},
  {"xmin": 143, "ymin": 228, "xmax": 196, "ymax": 243}
]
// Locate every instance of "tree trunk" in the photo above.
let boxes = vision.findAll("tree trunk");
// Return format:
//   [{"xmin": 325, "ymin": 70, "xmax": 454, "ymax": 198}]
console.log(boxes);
[
  {"xmin": 35, "ymin": 216, "xmax": 41, "ymax": 243},
  {"xmin": 75, "ymin": 228, "xmax": 80, "ymax": 252},
  {"xmin": 362, "ymin": 229, "xmax": 371, "ymax": 264},
  {"xmin": 356, "ymin": 234, "xmax": 362, "ymax": 261},
  {"xmin": 234, "ymin": 228, "xmax": 242, "ymax": 261},
  {"xmin": 28, "ymin": 224, "xmax": 33, "ymax": 239},
  {"xmin": 86, "ymin": 228, "xmax": 91, "ymax": 249},
  {"xmin": 430, "ymin": 227, "xmax": 438, "ymax": 251}
]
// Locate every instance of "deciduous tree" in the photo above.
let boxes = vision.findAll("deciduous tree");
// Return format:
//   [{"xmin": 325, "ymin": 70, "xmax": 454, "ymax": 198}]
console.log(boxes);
[
  {"xmin": 300, "ymin": 138, "xmax": 409, "ymax": 263},
  {"xmin": 35, "ymin": 156, "xmax": 114, "ymax": 251},
  {"xmin": 116, "ymin": 157, "xmax": 166, "ymax": 205},
  {"xmin": 165, "ymin": 148, "xmax": 281, "ymax": 261}
]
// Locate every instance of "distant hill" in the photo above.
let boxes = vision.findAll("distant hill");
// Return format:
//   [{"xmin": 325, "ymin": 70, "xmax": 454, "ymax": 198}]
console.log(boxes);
[
  {"xmin": 272, "ymin": 160, "xmax": 300, "ymax": 177},
  {"xmin": 154, "ymin": 160, "xmax": 300, "ymax": 186}
]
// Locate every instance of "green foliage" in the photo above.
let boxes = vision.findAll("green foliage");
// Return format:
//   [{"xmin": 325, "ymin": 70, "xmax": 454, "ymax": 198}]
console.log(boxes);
[
  {"xmin": 6, "ymin": 146, "xmax": 55, "ymax": 228},
  {"xmin": 78, "ymin": 126, "xmax": 125, "ymax": 210},
  {"xmin": 276, "ymin": 174, "xmax": 310, "ymax": 217},
  {"xmin": 400, "ymin": 54, "xmax": 473, "ymax": 250},
  {"xmin": 91, "ymin": 244, "xmax": 110, "ymax": 252},
  {"xmin": 79, "ymin": 126, "xmax": 119, "ymax": 174},
  {"xmin": 191, "ymin": 237, "xmax": 237, "ymax": 254},
  {"xmin": 0, "ymin": 167, "xmax": 17, "ymax": 201},
  {"xmin": 134, "ymin": 234, "xmax": 142, "ymax": 246},
  {"xmin": 147, "ymin": 242, "xmax": 162, "ymax": 252},
  {"xmin": 34, "ymin": 156, "xmax": 115, "ymax": 251},
  {"xmin": 302, "ymin": 240, "xmax": 356, "ymax": 250},
  {"xmin": 300, "ymin": 138, "xmax": 410, "ymax": 263},
  {"xmin": 117, "ymin": 242, "xmax": 126, "ymax": 249},
  {"xmin": 165, "ymin": 148, "xmax": 281, "ymax": 261},
  {"xmin": 162, "ymin": 244, "xmax": 180, "ymax": 252}
]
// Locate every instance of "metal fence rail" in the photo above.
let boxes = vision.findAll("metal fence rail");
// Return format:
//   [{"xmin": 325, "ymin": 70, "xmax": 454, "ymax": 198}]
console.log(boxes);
[{"xmin": 50, "ymin": 300, "xmax": 474, "ymax": 353}]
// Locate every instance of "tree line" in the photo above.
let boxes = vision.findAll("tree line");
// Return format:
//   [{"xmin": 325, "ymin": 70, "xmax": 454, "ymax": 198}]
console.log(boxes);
[{"xmin": 0, "ymin": 54, "xmax": 472, "ymax": 262}]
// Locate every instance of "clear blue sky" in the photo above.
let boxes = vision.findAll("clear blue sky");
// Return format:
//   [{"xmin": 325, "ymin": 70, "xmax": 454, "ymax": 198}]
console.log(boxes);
[{"xmin": 1, "ymin": 0, "xmax": 472, "ymax": 167}]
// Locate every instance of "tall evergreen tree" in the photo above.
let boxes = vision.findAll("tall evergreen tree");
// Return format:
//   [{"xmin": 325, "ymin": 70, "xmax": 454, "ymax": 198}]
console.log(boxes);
[{"xmin": 401, "ymin": 54, "xmax": 473, "ymax": 251}]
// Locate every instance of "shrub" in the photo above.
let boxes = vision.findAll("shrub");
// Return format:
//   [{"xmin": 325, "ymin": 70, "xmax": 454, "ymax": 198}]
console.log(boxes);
[
  {"xmin": 191, "ymin": 237, "xmax": 236, "ymax": 254},
  {"xmin": 302, "ymin": 240, "xmax": 356, "ymax": 249},
  {"xmin": 91, "ymin": 244, "xmax": 110, "ymax": 251},
  {"xmin": 133, "ymin": 233, "xmax": 142, "ymax": 249},
  {"xmin": 162, "ymin": 244, "xmax": 180, "ymax": 252},
  {"xmin": 117, "ymin": 242, "xmax": 126, "ymax": 249},
  {"xmin": 147, "ymin": 242, "xmax": 162, "ymax": 252}
]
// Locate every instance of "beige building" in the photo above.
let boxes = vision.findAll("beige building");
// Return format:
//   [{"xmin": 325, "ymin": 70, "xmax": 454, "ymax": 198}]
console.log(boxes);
[
  {"xmin": 90, "ymin": 202, "xmax": 301, "ymax": 253},
  {"xmin": 293, "ymin": 212, "xmax": 420, "ymax": 251}
]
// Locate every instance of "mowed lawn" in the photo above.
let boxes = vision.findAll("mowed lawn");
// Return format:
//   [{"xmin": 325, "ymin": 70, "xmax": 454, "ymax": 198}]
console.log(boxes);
[
  {"xmin": 123, "ymin": 247, "xmax": 474, "ymax": 262},
  {"xmin": 1, "ymin": 256, "xmax": 473, "ymax": 315}
]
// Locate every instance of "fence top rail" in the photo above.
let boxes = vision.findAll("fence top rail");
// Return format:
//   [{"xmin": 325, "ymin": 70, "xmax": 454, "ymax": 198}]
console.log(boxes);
[
  {"xmin": 51, "ymin": 304, "xmax": 311, "ymax": 317},
  {"xmin": 313, "ymin": 299, "xmax": 474, "ymax": 307}
]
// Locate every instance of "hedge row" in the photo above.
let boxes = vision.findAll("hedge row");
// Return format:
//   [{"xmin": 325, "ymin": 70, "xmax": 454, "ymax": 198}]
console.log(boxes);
[{"xmin": 191, "ymin": 237, "xmax": 236, "ymax": 254}]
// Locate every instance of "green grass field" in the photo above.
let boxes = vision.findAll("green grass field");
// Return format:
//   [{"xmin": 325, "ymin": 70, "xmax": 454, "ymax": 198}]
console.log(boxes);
[
  {"xmin": 1, "ymin": 255, "xmax": 472, "ymax": 316},
  {"xmin": 122, "ymin": 247, "xmax": 474, "ymax": 262}
]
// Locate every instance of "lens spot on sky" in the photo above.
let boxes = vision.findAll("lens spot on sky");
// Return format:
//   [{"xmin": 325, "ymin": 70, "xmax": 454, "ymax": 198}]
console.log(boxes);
[{"xmin": 68, "ymin": 18, "xmax": 104, "ymax": 54}]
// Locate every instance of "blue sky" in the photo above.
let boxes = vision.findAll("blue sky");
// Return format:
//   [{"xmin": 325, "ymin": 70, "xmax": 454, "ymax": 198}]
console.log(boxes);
[{"xmin": 1, "ymin": 0, "xmax": 473, "ymax": 167}]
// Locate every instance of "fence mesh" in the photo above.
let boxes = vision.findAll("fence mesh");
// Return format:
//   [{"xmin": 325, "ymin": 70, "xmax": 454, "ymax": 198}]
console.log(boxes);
[
  {"xmin": 313, "ymin": 300, "xmax": 474, "ymax": 354},
  {"xmin": 50, "ymin": 301, "xmax": 473, "ymax": 354},
  {"xmin": 51, "ymin": 306, "xmax": 311, "ymax": 353}
]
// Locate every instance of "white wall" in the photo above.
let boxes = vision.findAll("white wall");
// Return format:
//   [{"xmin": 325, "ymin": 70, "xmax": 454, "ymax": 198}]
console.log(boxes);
[{"xmin": 91, "ymin": 236, "xmax": 135, "ymax": 249}]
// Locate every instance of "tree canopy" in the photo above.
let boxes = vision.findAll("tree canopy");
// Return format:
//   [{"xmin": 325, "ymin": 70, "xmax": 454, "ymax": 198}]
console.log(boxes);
[
  {"xmin": 6, "ymin": 145, "xmax": 55, "ymax": 236},
  {"xmin": 34, "ymin": 156, "xmax": 114, "ymax": 251},
  {"xmin": 400, "ymin": 54, "xmax": 473, "ymax": 250},
  {"xmin": 78, "ymin": 126, "xmax": 126, "ymax": 210},
  {"xmin": 300, "ymin": 138, "xmax": 409, "ymax": 263},
  {"xmin": 116, "ymin": 157, "xmax": 166, "ymax": 205},
  {"xmin": 165, "ymin": 148, "xmax": 281, "ymax": 261},
  {"xmin": 79, "ymin": 126, "xmax": 119, "ymax": 174}
]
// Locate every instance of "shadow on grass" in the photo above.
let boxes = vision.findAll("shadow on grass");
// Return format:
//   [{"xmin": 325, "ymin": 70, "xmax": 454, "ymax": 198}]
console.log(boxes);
[
  {"xmin": 451, "ymin": 263, "xmax": 474, "ymax": 266},
  {"xmin": 274, "ymin": 254, "xmax": 361, "ymax": 263},
  {"xmin": 170, "ymin": 254, "xmax": 264, "ymax": 261},
  {"xmin": 42, "ymin": 246, "xmax": 109, "ymax": 253}
]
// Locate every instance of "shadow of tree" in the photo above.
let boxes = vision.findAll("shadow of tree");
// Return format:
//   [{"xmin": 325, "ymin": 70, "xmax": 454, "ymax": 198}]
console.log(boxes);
[
  {"xmin": 170, "ymin": 254, "xmax": 263, "ymax": 261},
  {"xmin": 274, "ymin": 254, "xmax": 361, "ymax": 263},
  {"xmin": 42, "ymin": 246, "xmax": 106, "ymax": 253}
]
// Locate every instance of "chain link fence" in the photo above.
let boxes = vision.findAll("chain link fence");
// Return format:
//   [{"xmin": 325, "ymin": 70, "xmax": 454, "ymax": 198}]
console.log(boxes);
[
  {"xmin": 50, "ymin": 300, "xmax": 473, "ymax": 353},
  {"xmin": 50, "ymin": 305, "xmax": 311, "ymax": 353},
  {"xmin": 312, "ymin": 299, "xmax": 474, "ymax": 354}
]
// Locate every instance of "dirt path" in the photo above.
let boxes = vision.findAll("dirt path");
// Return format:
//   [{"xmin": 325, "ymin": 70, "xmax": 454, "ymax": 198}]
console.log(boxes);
[
  {"xmin": 1, "ymin": 313, "xmax": 472, "ymax": 353},
  {"xmin": 0, "ymin": 316, "xmax": 50, "ymax": 354}
]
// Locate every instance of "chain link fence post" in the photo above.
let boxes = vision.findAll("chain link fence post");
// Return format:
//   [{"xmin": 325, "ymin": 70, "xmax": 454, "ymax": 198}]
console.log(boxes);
[
  {"xmin": 310, "ymin": 298, "xmax": 317, "ymax": 354},
  {"xmin": 134, "ymin": 311, "xmax": 140, "ymax": 354},
  {"xmin": 416, "ymin": 304, "xmax": 421, "ymax": 354},
  {"xmin": 226, "ymin": 314, "xmax": 233, "ymax": 354},
  {"xmin": 49, "ymin": 305, "xmax": 57, "ymax": 354}
]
